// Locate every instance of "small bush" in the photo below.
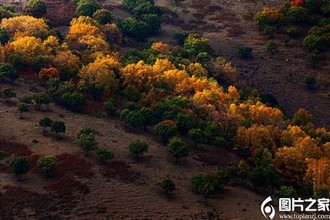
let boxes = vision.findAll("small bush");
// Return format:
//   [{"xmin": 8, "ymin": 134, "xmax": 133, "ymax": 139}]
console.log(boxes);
[
  {"xmin": 96, "ymin": 148, "xmax": 114, "ymax": 165},
  {"xmin": 76, "ymin": 0, "xmax": 100, "ymax": 17},
  {"xmin": 37, "ymin": 155, "xmax": 57, "ymax": 177},
  {"xmin": 128, "ymin": 140, "xmax": 149, "ymax": 159},
  {"xmin": 10, "ymin": 156, "xmax": 30, "ymax": 181},
  {"xmin": 266, "ymin": 40, "xmax": 278, "ymax": 53},
  {"xmin": 158, "ymin": 178, "xmax": 176, "ymax": 197},
  {"xmin": 305, "ymin": 76, "xmax": 316, "ymax": 89},
  {"xmin": 24, "ymin": 0, "xmax": 47, "ymax": 18},
  {"xmin": 92, "ymin": 9, "xmax": 113, "ymax": 25},
  {"xmin": 238, "ymin": 46, "xmax": 252, "ymax": 59},
  {"xmin": 166, "ymin": 137, "xmax": 189, "ymax": 163}
]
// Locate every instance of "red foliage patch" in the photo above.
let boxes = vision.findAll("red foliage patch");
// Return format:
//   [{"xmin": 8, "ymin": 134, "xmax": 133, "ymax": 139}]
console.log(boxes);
[
  {"xmin": 101, "ymin": 160, "xmax": 140, "ymax": 183},
  {"xmin": 291, "ymin": 0, "xmax": 304, "ymax": 7},
  {"xmin": 55, "ymin": 153, "xmax": 95, "ymax": 178},
  {"xmin": 0, "ymin": 140, "xmax": 32, "ymax": 156}
]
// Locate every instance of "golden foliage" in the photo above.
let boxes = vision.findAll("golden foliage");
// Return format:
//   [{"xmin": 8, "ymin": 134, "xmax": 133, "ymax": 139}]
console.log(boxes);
[
  {"xmin": 79, "ymin": 55, "xmax": 120, "ymax": 93},
  {"xmin": 1, "ymin": 15, "xmax": 49, "ymax": 39},
  {"xmin": 10, "ymin": 36, "xmax": 46, "ymax": 64},
  {"xmin": 151, "ymin": 42, "xmax": 170, "ymax": 54}
]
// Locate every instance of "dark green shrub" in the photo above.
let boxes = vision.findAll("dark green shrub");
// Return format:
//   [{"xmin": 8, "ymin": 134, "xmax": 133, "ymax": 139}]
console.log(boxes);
[
  {"xmin": 305, "ymin": 76, "xmax": 317, "ymax": 89},
  {"xmin": 51, "ymin": 121, "xmax": 66, "ymax": 136},
  {"xmin": 92, "ymin": 9, "xmax": 113, "ymax": 24},
  {"xmin": 276, "ymin": 186, "xmax": 296, "ymax": 197},
  {"xmin": 263, "ymin": 25, "xmax": 276, "ymax": 38},
  {"xmin": 0, "ymin": 151, "xmax": 5, "ymax": 160},
  {"xmin": 103, "ymin": 100, "xmax": 116, "ymax": 117},
  {"xmin": 166, "ymin": 137, "xmax": 189, "ymax": 163},
  {"xmin": 128, "ymin": 140, "xmax": 149, "ymax": 159},
  {"xmin": 10, "ymin": 156, "xmax": 30, "ymax": 181},
  {"xmin": 76, "ymin": 0, "xmax": 100, "ymax": 17},
  {"xmin": 173, "ymin": 32, "xmax": 189, "ymax": 45},
  {"xmin": 37, "ymin": 156, "xmax": 57, "ymax": 177},
  {"xmin": 17, "ymin": 103, "xmax": 29, "ymax": 119},
  {"xmin": 288, "ymin": 6, "xmax": 308, "ymax": 24},
  {"xmin": 96, "ymin": 148, "xmax": 114, "ymax": 164},
  {"xmin": 0, "ymin": 27, "xmax": 10, "ymax": 45},
  {"xmin": 266, "ymin": 40, "xmax": 278, "ymax": 53},
  {"xmin": 60, "ymin": 92, "xmax": 86, "ymax": 111},
  {"xmin": 155, "ymin": 120, "xmax": 177, "ymax": 142},
  {"xmin": 39, "ymin": 117, "xmax": 53, "ymax": 133},
  {"xmin": 77, "ymin": 132, "xmax": 98, "ymax": 156},
  {"xmin": 119, "ymin": 17, "xmax": 151, "ymax": 41},
  {"xmin": 158, "ymin": 178, "xmax": 176, "ymax": 197},
  {"xmin": 24, "ymin": 0, "xmax": 47, "ymax": 18},
  {"xmin": 0, "ymin": 63, "xmax": 19, "ymax": 83},
  {"xmin": 238, "ymin": 46, "xmax": 252, "ymax": 59}
]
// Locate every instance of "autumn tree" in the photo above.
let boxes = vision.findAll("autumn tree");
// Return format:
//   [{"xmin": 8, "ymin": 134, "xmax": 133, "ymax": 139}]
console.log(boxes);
[
  {"xmin": 1, "ymin": 15, "xmax": 49, "ymax": 38},
  {"xmin": 305, "ymin": 158, "xmax": 330, "ymax": 197},
  {"xmin": 79, "ymin": 55, "xmax": 120, "ymax": 94}
]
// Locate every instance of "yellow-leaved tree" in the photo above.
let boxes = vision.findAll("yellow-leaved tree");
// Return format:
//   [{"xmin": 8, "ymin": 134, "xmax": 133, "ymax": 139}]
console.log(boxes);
[
  {"xmin": 79, "ymin": 55, "xmax": 120, "ymax": 94},
  {"xmin": 1, "ymin": 15, "xmax": 49, "ymax": 39}
]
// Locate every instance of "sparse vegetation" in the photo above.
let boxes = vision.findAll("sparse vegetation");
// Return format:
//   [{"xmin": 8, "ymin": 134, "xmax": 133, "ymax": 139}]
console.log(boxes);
[{"xmin": 128, "ymin": 140, "xmax": 149, "ymax": 159}]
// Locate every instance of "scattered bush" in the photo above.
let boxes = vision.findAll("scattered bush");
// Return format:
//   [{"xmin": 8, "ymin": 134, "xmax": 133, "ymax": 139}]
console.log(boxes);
[
  {"xmin": 158, "ymin": 178, "xmax": 176, "ymax": 198},
  {"xmin": 238, "ymin": 46, "xmax": 252, "ymax": 59},
  {"xmin": 77, "ymin": 129, "xmax": 98, "ymax": 156},
  {"xmin": 37, "ymin": 155, "xmax": 57, "ymax": 177},
  {"xmin": 276, "ymin": 186, "xmax": 296, "ymax": 197},
  {"xmin": 17, "ymin": 103, "xmax": 29, "ymax": 119},
  {"xmin": 92, "ymin": 9, "xmax": 113, "ymax": 25},
  {"xmin": 266, "ymin": 40, "xmax": 278, "ymax": 53},
  {"xmin": 24, "ymin": 0, "xmax": 47, "ymax": 18},
  {"xmin": 76, "ymin": 0, "xmax": 100, "ymax": 17},
  {"xmin": 0, "ymin": 27, "xmax": 10, "ymax": 44},
  {"xmin": 305, "ymin": 76, "xmax": 317, "ymax": 89},
  {"xmin": 128, "ymin": 140, "xmax": 149, "ymax": 159},
  {"xmin": 39, "ymin": 117, "xmax": 53, "ymax": 133},
  {"xmin": 51, "ymin": 121, "xmax": 66, "ymax": 136},
  {"xmin": 96, "ymin": 148, "xmax": 114, "ymax": 165},
  {"xmin": 10, "ymin": 156, "xmax": 30, "ymax": 181},
  {"xmin": 0, "ymin": 63, "xmax": 19, "ymax": 83},
  {"xmin": 166, "ymin": 137, "xmax": 188, "ymax": 163},
  {"xmin": 156, "ymin": 120, "xmax": 177, "ymax": 142}
]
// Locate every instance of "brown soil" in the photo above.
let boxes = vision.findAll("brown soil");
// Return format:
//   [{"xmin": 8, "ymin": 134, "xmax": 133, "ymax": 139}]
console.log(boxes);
[{"xmin": 0, "ymin": 79, "xmax": 265, "ymax": 219}]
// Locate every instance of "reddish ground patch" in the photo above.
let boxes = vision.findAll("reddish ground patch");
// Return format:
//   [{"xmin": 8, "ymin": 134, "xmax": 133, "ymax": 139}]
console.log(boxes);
[{"xmin": 101, "ymin": 160, "xmax": 141, "ymax": 183}]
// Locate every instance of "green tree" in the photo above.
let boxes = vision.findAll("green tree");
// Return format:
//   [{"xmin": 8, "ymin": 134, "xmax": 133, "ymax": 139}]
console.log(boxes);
[
  {"xmin": 119, "ymin": 17, "xmax": 151, "ymax": 41},
  {"xmin": 188, "ymin": 128, "xmax": 205, "ymax": 147},
  {"xmin": 128, "ymin": 140, "xmax": 149, "ymax": 159},
  {"xmin": 17, "ymin": 103, "xmax": 29, "ymax": 119},
  {"xmin": 39, "ymin": 117, "xmax": 52, "ymax": 134},
  {"xmin": 191, "ymin": 173, "xmax": 218, "ymax": 204},
  {"xmin": 0, "ymin": 63, "xmax": 19, "ymax": 83},
  {"xmin": 37, "ymin": 155, "xmax": 57, "ymax": 177},
  {"xmin": 10, "ymin": 156, "xmax": 30, "ymax": 181},
  {"xmin": 1, "ymin": 88, "xmax": 16, "ymax": 102},
  {"xmin": 166, "ymin": 137, "xmax": 189, "ymax": 163},
  {"xmin": 0, "ymin": 27, "xmax": 10, "ymax": 45},
  {"xmin": 158, "ymin": 178, "xmax": 176, "ymax": 198},
  {"xmin": 77, "ymin": 132, "xmax": 98, "ymax": 156},
  {"xmin": 92, "ymin": 9, "xmax": 113, "ymax": 24},
  {"xmin": 24, "ymin": 0, "xmax": 47, "ymax": 18},
  {"xmin": 184, "ymin": 35, "xmax": 211, "ymax": 56},
  {"xmin": 60, "ymin": 92, "xmax": 86, "ymax": 111},
  {"xmin": 96, "ymin": 148, "xmax": 114, "ymax": 165},
  {"xmin": 76, "ymin": 0, "xmax": 100, "ymax": 17},
  {"xmin": 32, "ymin": 93, "xmax": 51, "ymax": 111},
  {"xmin": 266, "ymin": 40, "xmax": 278, "ymax": 53},
  {"xmin": 51, "ymin": 121, "xmax": 66, "ymax": 136},
  {"xmin": 155, "ymin": 120, "xmax": 177, "ymax": 143}
]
